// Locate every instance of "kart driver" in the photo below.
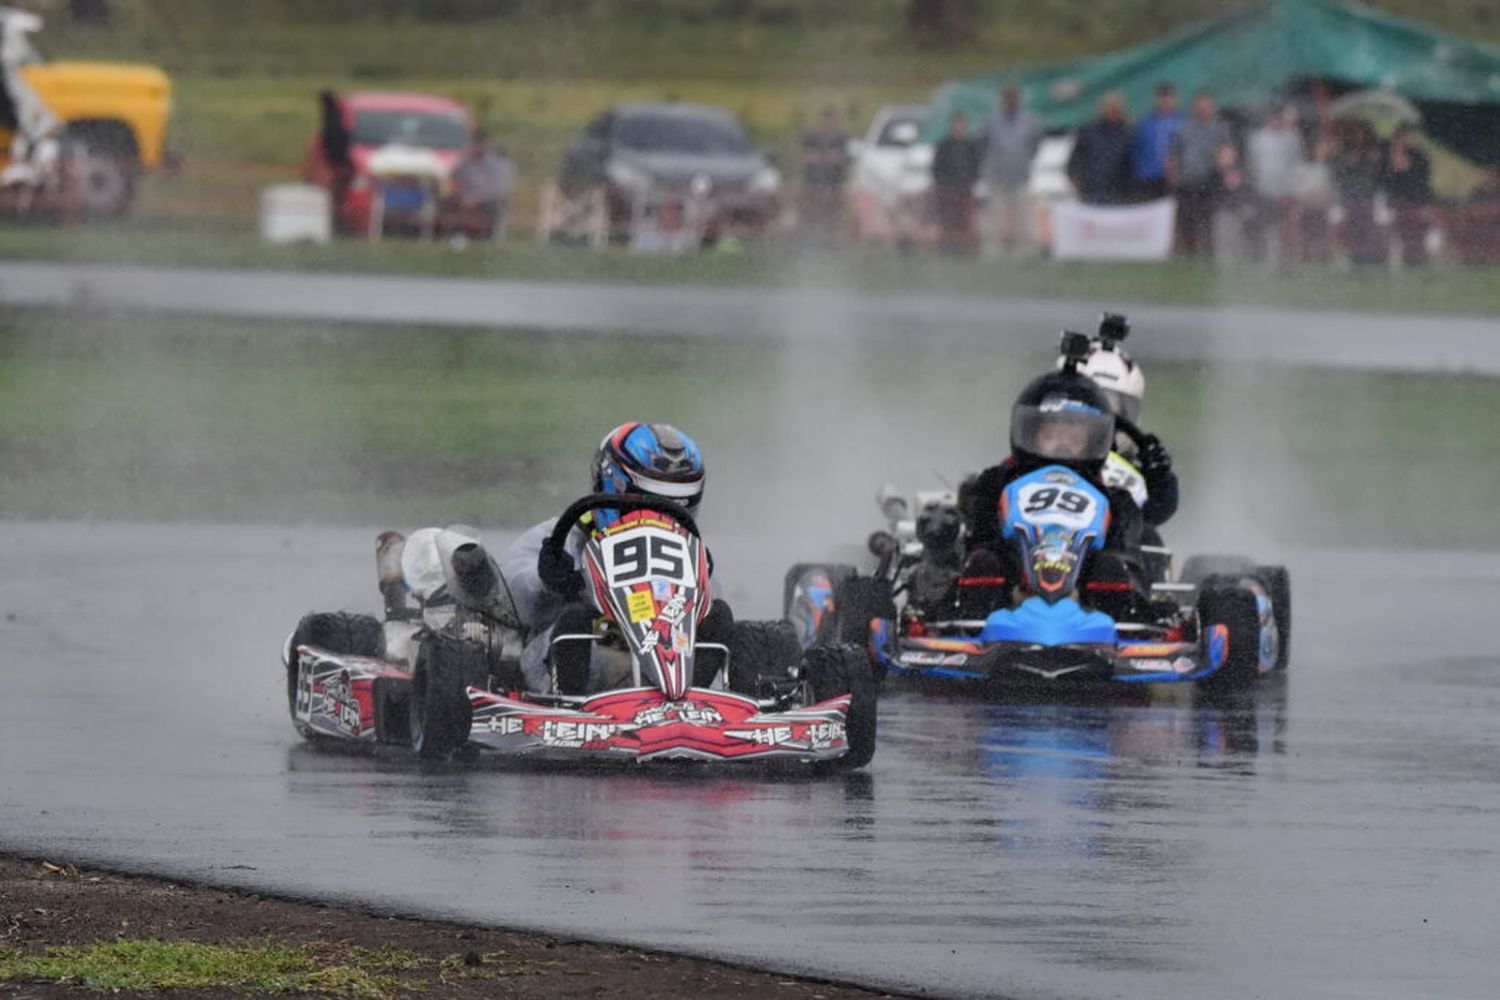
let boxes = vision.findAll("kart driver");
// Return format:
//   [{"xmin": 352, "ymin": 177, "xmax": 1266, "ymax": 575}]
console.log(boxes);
[
  {"xmin": 954, "ymin": 363, "xmax": 1149, "ymax": 614},
  {"xmin": 497, "ymin": 421, "xmax": 733, "ymax": 695},
  {"xmin": 1068, "ymin": 317, "xmax": 1179, "ymax": 528}
]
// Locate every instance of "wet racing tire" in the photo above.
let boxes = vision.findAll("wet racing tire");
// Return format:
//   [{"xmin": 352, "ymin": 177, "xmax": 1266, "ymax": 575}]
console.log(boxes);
[
  {"xmin": 409, "ymin": 633, "xmax": 486, "ymax": 761},
  {"xmin": 802, "ymin": 642, "xmax": 878, "ymax": 769},
  {"xmin": 1256, "ymin": 564, "xmax": 1292, "ymax": 671},
  {"xmin": 722, "ymin": 619, "xmax": 801, "ymax": 696},
  {"xmin": 831, "ymin": 576, "xmax": 897, "ymax": 650},
  {"xmin": 285, "ymin": 611, "xmax": 384, "ymax": 720},
  {"xmin": 1196, "ymin": 578, "xmax": 1263, "ymax": 693}
]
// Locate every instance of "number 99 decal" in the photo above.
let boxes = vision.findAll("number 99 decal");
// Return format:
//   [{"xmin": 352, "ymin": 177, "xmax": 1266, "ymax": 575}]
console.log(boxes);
[
  {"xmin": 601, "ymin": 529, "xmax": 695, "ymax": 588},
  {"xmin": 1013, "ymin": 482, "xmax": 1102, "ymax": 530}
]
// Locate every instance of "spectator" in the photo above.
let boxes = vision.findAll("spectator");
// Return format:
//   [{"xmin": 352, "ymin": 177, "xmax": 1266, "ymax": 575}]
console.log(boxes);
[
  {"xmin": 318, "ymin": 89, "xmax": 353, "ymax": 209},
  {"xmin": 980, "ymin": 83, "xmax": 1043, "ymax": 258},
  {"xmin": 1384, "ymin": 124, "xmax": 1432, "ymax": 268},
  {"xmin": 1331, "ymin": 120, "xmax": 1386, "ymax": 267},
  {"xmin": 931, "ymin": 112, "xmax": 983, "ymax": 255},
  {"xmin": 446, "ymin": 131, "xmax": 514, "ymax": 238},
  {"xmin": 1289, "ymin": 133, "xmax": 1336, "ymax": 263},
  {"xmin": 1210, "ymin": 143, "xmax": 1255, "ymax": 265},
  {"xmin": 799, "ymin": 105, "xmax": 851, "ymax": 243},
  {"xmin": 1067, "ymin": 92, "xmax": 1132, "ymax": 206},
  {"xmin": 1169, "ymin": 88, "xmax": 1234, "ymax": 258},
  {"xmin": 1131, "ymin": 82, "xmax": 1182, "ymax": 201},
  {"xmin": 1246, "ymin": 105, "xmax": 1305, "ymax": 265}
]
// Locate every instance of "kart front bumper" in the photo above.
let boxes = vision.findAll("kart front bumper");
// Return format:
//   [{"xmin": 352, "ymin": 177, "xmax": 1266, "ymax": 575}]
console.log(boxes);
[
  {"xmin": 876, "ymin": 624, "xmax": 1215, "ymax": 686},
  {"xmin": 466, "ymin": 687, "xmax": 855, "ymax": 763}
]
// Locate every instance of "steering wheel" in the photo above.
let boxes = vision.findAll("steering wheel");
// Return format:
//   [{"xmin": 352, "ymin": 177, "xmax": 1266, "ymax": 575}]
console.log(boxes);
[
  {"xmin": 539, "ymin": 494, "xmax": 701, "ymax": 596},
  {"xmin": 544, "ymin": 493, "xmax": 701, "ymax": 552}
]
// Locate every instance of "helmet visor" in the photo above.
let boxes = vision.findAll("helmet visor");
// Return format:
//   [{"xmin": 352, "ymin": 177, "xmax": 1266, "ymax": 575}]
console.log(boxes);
[
  {"xmin": 1011, "ymin": 403, "xmax": 1115, "ymax": 463},
  {"xmin": 1100, "ymin": 387, "xmax": 1141, "ymax": 425}
]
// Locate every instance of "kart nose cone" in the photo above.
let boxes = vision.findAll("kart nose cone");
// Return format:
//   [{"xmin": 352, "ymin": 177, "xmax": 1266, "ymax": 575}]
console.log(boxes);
[{"xmin": 979, "ymin": 596, "xmax": 1117, "ymax": 646}]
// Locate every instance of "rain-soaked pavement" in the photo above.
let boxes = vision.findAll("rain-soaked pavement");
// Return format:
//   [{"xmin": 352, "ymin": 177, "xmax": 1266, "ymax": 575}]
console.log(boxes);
[{"xmin": 2, "ymin": 521, "xmax": 1498, "ymax": 999}]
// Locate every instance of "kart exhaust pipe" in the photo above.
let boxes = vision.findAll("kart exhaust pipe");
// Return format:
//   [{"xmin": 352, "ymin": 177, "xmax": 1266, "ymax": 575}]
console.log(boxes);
[
  {"xmin": 436, "ymin": 526, "xmax": 508, "ymax": 615},
  {"xmin": 877, "ymin": 483, "xmax": 908, "ymax": 522}
]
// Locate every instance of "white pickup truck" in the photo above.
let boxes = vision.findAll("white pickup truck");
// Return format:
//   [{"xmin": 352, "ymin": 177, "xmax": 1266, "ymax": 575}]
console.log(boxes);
[{"xmin": 846, "ymin": 103, "xmax": 1076, "ymax": 249}]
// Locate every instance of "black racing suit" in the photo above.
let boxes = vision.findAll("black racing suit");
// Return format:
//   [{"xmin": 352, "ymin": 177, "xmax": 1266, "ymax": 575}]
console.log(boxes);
[{"xmin": 955, "ymin": 456, "xmax": 1149, "ymax": 619}]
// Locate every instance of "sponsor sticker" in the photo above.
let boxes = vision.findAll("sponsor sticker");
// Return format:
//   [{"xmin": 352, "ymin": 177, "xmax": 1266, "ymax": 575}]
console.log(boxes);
[{"xmin": 626, "ymin": 590, "xmax": 656, "ymax": 623}]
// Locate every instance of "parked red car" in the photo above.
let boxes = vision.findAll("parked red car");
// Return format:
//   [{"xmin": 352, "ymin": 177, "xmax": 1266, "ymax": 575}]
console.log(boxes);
[{"xmin": 303, "ymin": 91, "xmax": 485, "ymax": 236}]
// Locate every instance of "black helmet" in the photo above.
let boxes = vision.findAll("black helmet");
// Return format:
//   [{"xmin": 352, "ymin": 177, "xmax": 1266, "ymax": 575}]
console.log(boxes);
[{"xmin": 1009, "ymin": 370, "xmax": 1116, "ymax": 473}]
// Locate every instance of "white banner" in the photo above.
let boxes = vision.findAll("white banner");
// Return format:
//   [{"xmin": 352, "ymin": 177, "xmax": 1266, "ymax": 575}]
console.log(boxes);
[{"xmin": 1051, "ymin": 198, "xmax": 1177, "ymax": 261}]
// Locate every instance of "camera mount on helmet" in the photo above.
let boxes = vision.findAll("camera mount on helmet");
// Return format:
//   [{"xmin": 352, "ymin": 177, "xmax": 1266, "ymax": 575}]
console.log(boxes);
[
  {"xmin": 1058, "ymin": 330, "xmax": 1092, "ymax": 373},
  {"xmin": 1098, "ymin": 312, "xmax": 1130, "ymax": 346}
]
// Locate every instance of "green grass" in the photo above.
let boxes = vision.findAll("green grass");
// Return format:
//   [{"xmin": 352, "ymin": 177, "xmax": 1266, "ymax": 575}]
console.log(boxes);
[
  {"xmin": 0, "ymin": 940, "xmax": 420, "ymax": 998},
  {"xmin": 5, "ymin": 224, "xmax": 1500, "ymax": 315},
  {"xmin": 1, "ymin": 308, "xmax": 1497, "ymax": 547}
]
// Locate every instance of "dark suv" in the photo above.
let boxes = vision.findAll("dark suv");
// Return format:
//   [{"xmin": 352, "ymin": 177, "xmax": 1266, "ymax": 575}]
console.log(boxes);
[{"xmin": 561, "ymin": 102, "xmax": 782, "ymax": 240}]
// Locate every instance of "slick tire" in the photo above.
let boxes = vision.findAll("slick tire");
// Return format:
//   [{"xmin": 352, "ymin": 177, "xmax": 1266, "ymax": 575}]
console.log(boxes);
[
  {"xmin": 1196, "ymin": 578, "xmax": 1263, "ymax": 693},
  {"xmin": 802, "ymin": 642, "xmax": 878, "ymax": 769},
  {"xmin": 1256, "ymin": 564, "xmax": 1292, "ymax": 671},
  {"xmin": 409, "ymin": 633, "xmax": 486, "ymax": 761},
  {"xmin": 285, "ymin": 611, "xmax": 385, "ymax": 721},
  {"xmin": 722, "ymin": 619, "xmax": 802, "ymax": 697}
]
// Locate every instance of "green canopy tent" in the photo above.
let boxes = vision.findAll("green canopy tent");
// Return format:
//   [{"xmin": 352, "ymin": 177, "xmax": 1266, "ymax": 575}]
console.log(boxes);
[{"xmin": 932, "ymin": 0, "xmax": 1500, "ymax": 166}]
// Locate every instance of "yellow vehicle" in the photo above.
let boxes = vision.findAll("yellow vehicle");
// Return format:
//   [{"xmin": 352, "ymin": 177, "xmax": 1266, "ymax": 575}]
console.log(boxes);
[{"xmin": 1, "ymin": 7, "xmax": 170, "ymax": 216}]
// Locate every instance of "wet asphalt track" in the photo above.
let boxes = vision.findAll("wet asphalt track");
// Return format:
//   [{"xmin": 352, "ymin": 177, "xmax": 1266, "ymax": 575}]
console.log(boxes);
[
  {"xmin": 3, "ymin": 261, "xmax": 1500, "ymax": 375},
  {"xmin": 3, "ymin": 521, "xmax": 1498, "ymax": 999}
]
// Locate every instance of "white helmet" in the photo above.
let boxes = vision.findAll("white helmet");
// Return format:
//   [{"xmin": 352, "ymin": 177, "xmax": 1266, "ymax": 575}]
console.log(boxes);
[{"xmin": 1062, "ymin": 344, "xmax": 1145, "ymax": 424}]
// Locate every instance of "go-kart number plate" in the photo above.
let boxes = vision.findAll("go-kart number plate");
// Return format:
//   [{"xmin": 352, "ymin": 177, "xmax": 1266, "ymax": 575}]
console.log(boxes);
[
  {"xmin": 1016, "ymin": 482, "xmax": 1100, "ymax": 530},
  {"xmin": 601, "ymin": 527, "xmax": 696, "ymax": 589}
]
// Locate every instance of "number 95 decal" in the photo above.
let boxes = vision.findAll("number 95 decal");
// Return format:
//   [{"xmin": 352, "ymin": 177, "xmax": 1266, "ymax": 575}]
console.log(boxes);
[{"xmin": 601, "ymin": 529, "xmax": 694, "ymax": 587}]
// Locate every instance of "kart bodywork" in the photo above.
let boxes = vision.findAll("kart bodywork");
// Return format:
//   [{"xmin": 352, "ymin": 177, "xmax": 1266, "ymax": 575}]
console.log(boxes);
[
  {"xmin": 288, "ymin": 496, "xmax": 876, "ymax": 767},
  {"xmin": 787, "ymin": 466, "xmax": 1288, "ymax": 692}
]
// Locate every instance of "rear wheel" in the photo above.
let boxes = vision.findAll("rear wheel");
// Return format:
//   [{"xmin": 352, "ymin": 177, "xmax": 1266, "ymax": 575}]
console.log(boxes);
[
  {"xmin": 285, "ymin": 611, "xmax": 384, "ymax": 720},
  {"xmin": 409, "ymin": 634, "xmax": 487, "ymax": 761},
  {"xmin": 1196, "ymin": 578, "xmax": 1263, "ymax": 693},
  {"xmin": 802, "ymin": 642, "xmax": 878, "ymax": 769},
  {"xmin": 721, "ymin": 619, "xmax": 801, "ymax": 696},
  {"xmin": 1256, "ymin": 564, "xmax": 1292, "ymax": 670}
]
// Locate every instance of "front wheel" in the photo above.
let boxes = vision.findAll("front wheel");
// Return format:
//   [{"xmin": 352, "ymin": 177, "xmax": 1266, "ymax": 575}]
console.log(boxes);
[
  {"xmin": 802, "ymin": 642, "xmax": 878, "ymax": 769},
  {"xmin": 409, "ymin": 634, "xmax": 486, "ymax": 760},
  {"xmin": 1256, "ymin": 564, "xmax": 1291, "ymax": 671},
  {"xmin": 284, "ymin": 611, "xmax": 384, "ymax": 722},
  {"xmin": 1196, "ymin": 578, "xmax": 1263, "ymax": 693}
]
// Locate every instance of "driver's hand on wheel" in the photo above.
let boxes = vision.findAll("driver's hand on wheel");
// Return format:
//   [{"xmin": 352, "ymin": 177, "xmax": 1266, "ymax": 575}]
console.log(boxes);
[
  {"xmin": 1138, "ymin": 434, "xmax": 1173, "ymax": 475},
  {"xmin": 538, "ymin": 542, "xmax": 584, "ymax": 597}
]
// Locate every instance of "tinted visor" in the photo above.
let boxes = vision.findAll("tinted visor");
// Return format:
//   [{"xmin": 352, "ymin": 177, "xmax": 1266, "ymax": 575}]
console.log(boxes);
[{"xmin": 1011, "ymin": 404, "xmax": 1115, "ymax": 463}]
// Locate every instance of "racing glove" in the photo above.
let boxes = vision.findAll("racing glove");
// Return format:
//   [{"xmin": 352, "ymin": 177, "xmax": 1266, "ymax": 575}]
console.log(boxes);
[
  {"xmin": 1137, "ymin": 434, "xmax": 1173, "ymax": 477},
  {"xmin": 537, "ymin": 540, "xmax": 584, "ymax": 598}
]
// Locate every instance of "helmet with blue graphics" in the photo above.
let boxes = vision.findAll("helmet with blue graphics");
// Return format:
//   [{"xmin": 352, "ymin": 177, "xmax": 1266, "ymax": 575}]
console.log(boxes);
[{"xmin": 590, "ymin": 422, "xmax": 705, "ymax": 529}]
